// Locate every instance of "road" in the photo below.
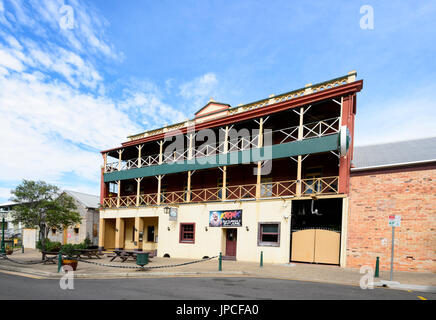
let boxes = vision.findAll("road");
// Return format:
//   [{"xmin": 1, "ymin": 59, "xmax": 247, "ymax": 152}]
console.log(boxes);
[{"xmin": 0, "ymin": 272, "xmax": 433, "ymax": 300}]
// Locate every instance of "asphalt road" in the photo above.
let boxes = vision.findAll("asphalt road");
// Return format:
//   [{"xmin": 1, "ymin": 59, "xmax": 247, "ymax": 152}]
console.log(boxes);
[{"xmin": 0, "ymin": 273, "xmax": 433, "ymax": 300}]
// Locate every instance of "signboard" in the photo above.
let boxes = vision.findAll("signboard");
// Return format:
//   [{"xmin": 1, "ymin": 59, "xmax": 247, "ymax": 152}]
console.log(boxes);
[
  {"xmin": 339, "ymin": 125, "xmax": 352, "ymax": 157},
  {"xmin": 388, "ymin": 215, "xmax": 401, "ymax": 227},
  {"xmin": 169, "ymin": 207, "xmax": 178, "ymax": 221},
  {"xmin": 209, "ymin": 210, "xmax": 242, "ymax": 227}
]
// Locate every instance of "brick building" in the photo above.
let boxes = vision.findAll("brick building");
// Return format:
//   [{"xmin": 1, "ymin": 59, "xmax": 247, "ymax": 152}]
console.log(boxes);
[{"xmin": 348, "ymin": 137, "xmax": 436, "ymax": 273}]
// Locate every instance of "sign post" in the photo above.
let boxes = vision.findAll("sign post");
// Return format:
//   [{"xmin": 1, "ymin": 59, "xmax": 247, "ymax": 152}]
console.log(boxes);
[{"xmin": 388, "ymin": 215, "xmax": 401, "ymax": 281}]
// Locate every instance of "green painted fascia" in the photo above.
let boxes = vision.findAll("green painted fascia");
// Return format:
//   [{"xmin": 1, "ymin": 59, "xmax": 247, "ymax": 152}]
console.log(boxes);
[{"xmin": 104, "ymin": 134, "xmax": 339, "ymax": 182}]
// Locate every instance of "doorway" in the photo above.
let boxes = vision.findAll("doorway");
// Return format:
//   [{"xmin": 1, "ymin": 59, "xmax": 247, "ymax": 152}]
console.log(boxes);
[
  {"xmin": 224, "ymin": 228, "xmax": 237, "ymax": 260},
  {"xmin": 290, "ymin": 199, "xmax": 342, "ymax": 265}
]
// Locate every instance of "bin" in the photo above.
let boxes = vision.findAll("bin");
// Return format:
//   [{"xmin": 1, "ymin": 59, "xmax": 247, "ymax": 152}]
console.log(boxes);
[{"xmin": 136, "ymin": 252, "xmax": 149, "ymax": 267}]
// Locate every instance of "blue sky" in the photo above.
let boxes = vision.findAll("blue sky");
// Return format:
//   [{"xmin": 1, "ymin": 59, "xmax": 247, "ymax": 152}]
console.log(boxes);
[{"xmin": 0, "ymin": 0, "xmax": 435, "ymax": 202}]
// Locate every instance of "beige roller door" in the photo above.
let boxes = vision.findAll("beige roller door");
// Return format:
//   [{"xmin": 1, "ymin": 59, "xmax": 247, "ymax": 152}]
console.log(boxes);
[
  {"xmin": 291, "ymin": 228, "xmax": 340, "ymax": 265},
  {"xmin": 314, "ymin": 229, "xmax": 340, "ymax": 264},
  {"xmin": 291, "ymin": 229, "xmax": 316, "ymax": 263}
]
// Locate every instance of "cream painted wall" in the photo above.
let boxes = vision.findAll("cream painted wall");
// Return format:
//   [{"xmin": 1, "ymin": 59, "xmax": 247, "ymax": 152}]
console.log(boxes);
[{"xmin": 101, "ymin": 199, "xmax": 294, "ymax": 263}]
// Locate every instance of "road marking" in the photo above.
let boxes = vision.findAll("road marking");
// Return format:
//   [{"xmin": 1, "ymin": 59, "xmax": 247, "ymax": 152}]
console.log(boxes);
[
  {"xmin": 0, "ymin": 269, "xmax": 44, "ymax": 279},
  {"xmin": 417, "ymin": 296, "xmax": 427, "ymax": 300}
]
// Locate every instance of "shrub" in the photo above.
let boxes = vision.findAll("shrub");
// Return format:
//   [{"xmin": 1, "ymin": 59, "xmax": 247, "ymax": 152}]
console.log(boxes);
[
  {"xmin": 36, "ymin": 239, "xmax": 62, "ymax": 253},
  {"xmin": 60, "ymin": 244, "xmax": 77, "ymax": 258}
]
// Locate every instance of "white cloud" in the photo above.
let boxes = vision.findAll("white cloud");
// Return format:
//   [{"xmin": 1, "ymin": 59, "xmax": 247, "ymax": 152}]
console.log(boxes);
[
  {"xmin": 0, "ymin": 0, "xmax": 221, "ymax": 204},
  {"xmin": 179, "ymin": 73, "xmax": 219, "ymax": 112},
  {"xmin": 355, "ymin": 86, "xmax": 436, "ymax": 146},
  {"xmin": 0, "ymin": 48, "xmax": 25, "ymax": 71}
]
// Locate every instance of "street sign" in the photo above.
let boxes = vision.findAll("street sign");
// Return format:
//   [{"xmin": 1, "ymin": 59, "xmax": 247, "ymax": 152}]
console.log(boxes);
[
  {"xmin": 388, "ymin": 215, "xmax": 401, "ymax": 281},
  {"xmin": 388, "ymin": 215, "xmax": 401, "ymax": 227}
]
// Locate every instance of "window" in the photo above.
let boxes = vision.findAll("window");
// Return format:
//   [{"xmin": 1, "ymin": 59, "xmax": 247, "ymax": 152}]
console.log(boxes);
[
  {"xmin": 74, "ymin": 227, "xmax": 79, "ymax": 234},
  {"xmin": 179, "ymin": 223, "xmax": 195, "ymax": 243},
  {"xmin": 51, "ymin": 228, "xmax": 56, "ymax": 235},
  {"xmin": 147, "ymin": 226, "xmax": 155, "ymax": 242},
  {"xmin": 258, "ymin": 223, "xmax": 280, "ymax": 247}
]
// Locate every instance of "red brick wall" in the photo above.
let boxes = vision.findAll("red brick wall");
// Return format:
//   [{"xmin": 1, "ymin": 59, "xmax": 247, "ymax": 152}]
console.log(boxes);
[{"xmin": 347, "ymin": 166, "xmax": 436, "ymax": 273}]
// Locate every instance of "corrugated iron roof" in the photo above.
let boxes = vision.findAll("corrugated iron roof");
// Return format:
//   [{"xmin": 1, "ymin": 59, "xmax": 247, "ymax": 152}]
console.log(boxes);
[
  {"xmin": 352, "ymin": 136, "xmax": 436, "ymax": 170},
  {"xmin": 64, "ymin": 190, "xmax": 99, "ymax": 209}
]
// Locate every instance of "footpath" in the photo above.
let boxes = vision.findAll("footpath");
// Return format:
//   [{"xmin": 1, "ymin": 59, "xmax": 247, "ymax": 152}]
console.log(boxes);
[{"xmin": 0, "ymin": 249, "xmax": 435, "ymax": 293}]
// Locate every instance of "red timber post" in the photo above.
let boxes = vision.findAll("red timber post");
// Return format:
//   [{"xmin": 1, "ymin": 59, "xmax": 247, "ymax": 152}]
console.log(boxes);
[
  {"xmin": 100, "ymin": 153, "xmax": 108, "ymax": 207},
  {"xmin": 338, "ymin": 93, "xmax": 356, "ymax": 194}
]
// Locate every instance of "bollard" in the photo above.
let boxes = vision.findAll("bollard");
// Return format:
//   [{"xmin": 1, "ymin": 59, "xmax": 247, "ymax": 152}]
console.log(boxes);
[
  {"xmin": 21, "ymin": 245, "xmax": 24, "ymax": 253},
  {"xmin": 260, "ymin": 251, "xmax": 263, "ymax": 267},
  {"xmin": 57, "ymin": 253, "xmax": 62, "ymax": 273},
  {"xmin": 374, "ymin": 256, "xmax": 380, "ymax": 278},
  {"xmin": 218, "ymin": 252, "xmax": 222, "ymax": 272}
]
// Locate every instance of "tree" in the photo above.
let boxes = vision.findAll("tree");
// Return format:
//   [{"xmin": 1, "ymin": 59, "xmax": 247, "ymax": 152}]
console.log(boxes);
[{"xmin": 10, "ymin": 180, "xmax": 81, "ymax": 260}]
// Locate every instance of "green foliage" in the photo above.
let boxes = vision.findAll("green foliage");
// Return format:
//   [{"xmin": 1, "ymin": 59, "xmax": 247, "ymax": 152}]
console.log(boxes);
[
  {"xmin": 9, "ymin": 180, "xmax": 81, "ymax": 255},
  {"xmin": 60, "ymin": 243, "xmax": 76, "ymax": 258},
  {"xmin": 60, "ymin": 238, "xmax": 92, "ymax": 258},
  {"xmin": 36, "ymin": 239, "xmax": 62, "ymax": 252}
]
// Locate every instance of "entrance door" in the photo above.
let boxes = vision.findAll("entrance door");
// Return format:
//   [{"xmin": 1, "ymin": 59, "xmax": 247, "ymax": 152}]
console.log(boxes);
[{"xmin": 225, "ymin": 229, "xmax": 237, "ymax": 258}]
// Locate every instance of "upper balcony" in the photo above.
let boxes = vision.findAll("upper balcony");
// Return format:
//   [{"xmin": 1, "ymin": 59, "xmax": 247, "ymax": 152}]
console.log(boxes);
[{"xmin": 104, "ymin": 116, "xmax": 341, "ymax": 174}]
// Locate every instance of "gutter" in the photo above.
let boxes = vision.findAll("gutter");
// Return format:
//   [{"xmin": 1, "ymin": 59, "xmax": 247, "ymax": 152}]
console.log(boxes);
[{"xmin": 351, "ymin": 159, "xmax": 436, "ymax": 172}]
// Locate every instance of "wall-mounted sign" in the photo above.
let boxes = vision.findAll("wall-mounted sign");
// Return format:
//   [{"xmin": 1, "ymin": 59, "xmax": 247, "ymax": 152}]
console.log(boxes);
[
  {"xmin": 169, "ymin": 207, "xmax": 178, "ymax": 221},
  {"xmin": 209, "ymin": 210, "xmax": 242, "ymax": 227},
  {"xmin": 339, "ymin": 125, "xmax": 352, "ymax": 157}
]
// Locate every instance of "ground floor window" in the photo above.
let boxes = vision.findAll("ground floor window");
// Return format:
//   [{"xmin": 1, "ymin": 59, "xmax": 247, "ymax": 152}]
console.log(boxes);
[
  {"xmin": 258, "ymin": 222, "xmax": 280, "ymax": 247},
  {"xmin": 180, "ymin": 223, "xmax": 195, "ymax": 243}
]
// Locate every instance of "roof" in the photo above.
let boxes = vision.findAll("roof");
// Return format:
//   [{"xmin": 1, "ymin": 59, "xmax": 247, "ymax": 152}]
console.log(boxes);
[
  {"xmin": 64, "ymin": 190, "xmax": 99, "ymax": 209},
  {"xmin": 0, "ymin": 201, "xmax": 18, "ymax": 208},
  {"xmin": 352, "ymin": 136, "xmax": 436, "ymax": 171}
]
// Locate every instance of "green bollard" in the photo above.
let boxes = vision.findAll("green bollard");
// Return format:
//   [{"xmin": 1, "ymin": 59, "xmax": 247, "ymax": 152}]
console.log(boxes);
[
  {"xmin": 374, "ymin": 256, "xmax": 380, "ymax": 278},
  {"xmin": 218, "ymin": 252, "xmax": 222, "ymax": 272},
  {"xmin": 260, "ymin": 251, "xmax": 263, "ymax": 267},
  {"xmin": 57, "ymin": 253, "xmax": 62, "ymax": 273},
  {"xmin": 21, "ymin": 245, "xmax": 24, "ymax": 253}
]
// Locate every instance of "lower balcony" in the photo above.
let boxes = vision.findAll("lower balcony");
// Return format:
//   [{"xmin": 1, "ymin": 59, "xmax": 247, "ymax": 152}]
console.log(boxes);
[{"xmin": 102, "ymin": 176, "xmax": 339, "ymax": 209}]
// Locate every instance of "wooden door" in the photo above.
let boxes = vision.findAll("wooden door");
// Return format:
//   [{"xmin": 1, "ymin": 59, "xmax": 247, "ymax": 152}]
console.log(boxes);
[{"xmin": 225, "ymin": 229, "xmax": 237, "ymax": 257}]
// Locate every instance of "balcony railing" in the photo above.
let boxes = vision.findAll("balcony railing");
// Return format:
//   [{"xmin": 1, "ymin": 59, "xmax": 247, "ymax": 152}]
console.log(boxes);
[
  {"xmin": 103, "ymin": 117, "xmax": 340, "ymax": 173},
  {"xmin": 102, "ymin": 177, "xmax": 339, "ymax": 208}
]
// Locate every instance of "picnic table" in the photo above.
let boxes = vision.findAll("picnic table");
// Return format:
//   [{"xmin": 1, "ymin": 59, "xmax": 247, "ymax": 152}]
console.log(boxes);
[
  {"xmin": 108, "ymin": 250, "xmax": 154, "ymax": 262},
  {"xmin": 72, "ymin": 249, "xmax": 103, "ymax": 259},
  {"xmin": 41, "ymin": 251, "xmax": 60, "ymax": 264}
]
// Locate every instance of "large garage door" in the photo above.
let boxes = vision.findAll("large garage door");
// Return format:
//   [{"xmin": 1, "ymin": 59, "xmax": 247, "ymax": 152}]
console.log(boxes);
[{"xmin": 291, "ymin": 228, "xmax": 340, "ymax": 265}]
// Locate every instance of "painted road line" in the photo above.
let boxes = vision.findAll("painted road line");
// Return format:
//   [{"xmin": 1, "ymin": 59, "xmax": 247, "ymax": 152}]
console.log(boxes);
[
  {"xmin": 0, "ymin": 269, "xmax": 45, "ymax": 279},
  {"xmin": 417, "ymin": 296, "xmax": 427, "ymax": 300}
]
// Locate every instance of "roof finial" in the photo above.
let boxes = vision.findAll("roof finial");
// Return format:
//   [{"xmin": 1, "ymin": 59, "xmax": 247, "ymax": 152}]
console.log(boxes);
[{"xmin": 209, "ymin": 97, "xmax": 215, "ymax": 102}]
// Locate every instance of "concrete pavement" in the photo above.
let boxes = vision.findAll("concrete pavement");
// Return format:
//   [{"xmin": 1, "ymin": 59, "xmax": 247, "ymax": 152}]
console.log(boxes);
[{"xmin": 0, "ymin": 249, "xmax": 435, "ymax": 293}]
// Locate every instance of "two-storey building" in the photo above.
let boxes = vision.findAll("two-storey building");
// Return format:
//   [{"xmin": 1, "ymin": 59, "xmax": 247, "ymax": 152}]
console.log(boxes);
[{"xmin": 98, "ymin": 71, "xmax": 363, "ymax": 266}]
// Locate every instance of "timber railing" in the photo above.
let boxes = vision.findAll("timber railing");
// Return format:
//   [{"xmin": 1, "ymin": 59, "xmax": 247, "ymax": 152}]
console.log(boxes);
[{"xmin": 102, "ymin": 177, "xmax": 339, "ymax": 208}]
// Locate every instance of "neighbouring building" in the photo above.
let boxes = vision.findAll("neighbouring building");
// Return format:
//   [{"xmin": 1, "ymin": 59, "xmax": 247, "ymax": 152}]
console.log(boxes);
[
  {"xmin": 0, "ymin": 202, "xmax": 23, "ymax": 239},
  {"xmin": 98, "ymin": 71, "xmax": 362, "ymax": 266},
  {"xmin": 48, "ymin": 190, "xmax": 100, "ymax": 246},
  {"xmin": 2, "ymin": 190, "xmax": 100, "ymax": 248},
  {"xmin": 348, "ymin": 137, "xmax": 436, "ymax": 273}
]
